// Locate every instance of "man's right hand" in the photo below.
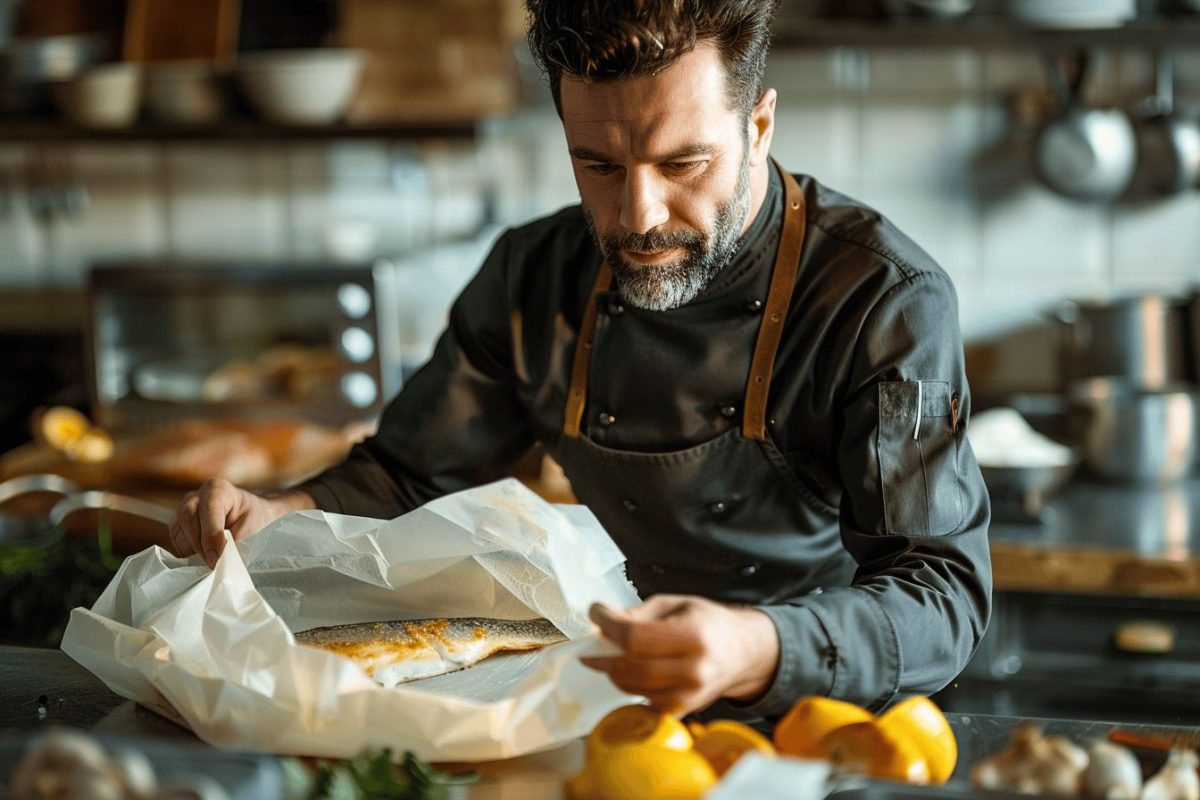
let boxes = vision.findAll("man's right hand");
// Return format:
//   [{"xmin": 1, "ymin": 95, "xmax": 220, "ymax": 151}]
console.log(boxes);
[{"xmin": 169, "ymin": 478, "xmax": 316, "ymax": 568}]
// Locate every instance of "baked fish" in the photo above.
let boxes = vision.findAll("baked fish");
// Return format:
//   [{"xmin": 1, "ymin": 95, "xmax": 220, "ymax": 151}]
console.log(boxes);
[{"xmin": 295, "ymin": 617, "xmax": 567, "ymax": 687}]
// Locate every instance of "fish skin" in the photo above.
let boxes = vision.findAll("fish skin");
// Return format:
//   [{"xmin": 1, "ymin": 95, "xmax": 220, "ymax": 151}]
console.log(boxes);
[{"xmin": 295, "ymin": 617, "xmax": 567, "ymax": 686}]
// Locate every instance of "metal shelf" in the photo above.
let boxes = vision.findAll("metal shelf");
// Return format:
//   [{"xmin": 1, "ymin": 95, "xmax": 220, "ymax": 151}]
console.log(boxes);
[
  {"xmin": 773, "ymin": 14, "xmax": 1200, "ymax": 50},
  {"xmin": 0, "ymin": 117, "xmax": 479, "ymax": 143}
]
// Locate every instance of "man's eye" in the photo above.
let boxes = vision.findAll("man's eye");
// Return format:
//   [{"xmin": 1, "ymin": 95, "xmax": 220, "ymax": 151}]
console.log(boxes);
[
  {"xmin": 586, "ymin": 163, "xmax": 619, "ymax": 176},
  {"xmin": 663, "ymin": 161, "xmax": 706, "ymax": 174}
]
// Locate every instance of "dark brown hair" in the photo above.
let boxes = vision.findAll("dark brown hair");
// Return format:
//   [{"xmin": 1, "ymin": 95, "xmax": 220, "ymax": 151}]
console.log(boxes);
[{"xmin": 525, "ymin": 0, "xmax": 781, "ymax": 118}]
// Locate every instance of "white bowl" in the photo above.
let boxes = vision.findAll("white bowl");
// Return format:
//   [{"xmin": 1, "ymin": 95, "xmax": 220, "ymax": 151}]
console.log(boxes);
[
  {"xmin": 145, "ymin": 61, "xmax": 225, "ymax": 124},
  {"xmin": 236, "ymin": 48, "xmax": 364, "ymax": 125},
  {"xmin": 1007, "ymin": 0, "xmax": 1136, "ymax": 28},
  {"xmin": 51, "ymin": 62, "xmax": 142, "ymax": 128}
]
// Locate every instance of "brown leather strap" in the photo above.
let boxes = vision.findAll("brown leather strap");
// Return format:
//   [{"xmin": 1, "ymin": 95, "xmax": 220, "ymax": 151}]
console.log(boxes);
[
  {"xmin": 562, "ymin": 261, "xmax": 613, "ymax": 438},
  {"xmin": 742, "ymin": 164, "xmax": 808, "ymax": 441}
]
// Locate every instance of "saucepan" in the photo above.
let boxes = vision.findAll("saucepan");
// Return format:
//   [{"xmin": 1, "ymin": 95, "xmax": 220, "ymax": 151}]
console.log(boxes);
[
  {"xmin": 1034, "ymin": 51, "xmax": 1137, "ymax": 202},
  {"xmin": 1069, "ymin": 377, "xmax": 1198, "ymax": 484}
]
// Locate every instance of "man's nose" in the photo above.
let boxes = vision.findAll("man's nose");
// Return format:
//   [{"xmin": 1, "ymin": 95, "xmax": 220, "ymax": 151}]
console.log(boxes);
[{"xmin": 619, "ymin": 169, "xmax": 670, "ymax": 234}]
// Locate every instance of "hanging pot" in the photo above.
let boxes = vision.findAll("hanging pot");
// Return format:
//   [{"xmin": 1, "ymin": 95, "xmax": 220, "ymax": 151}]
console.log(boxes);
[
  {"xmin": 1133, "ymin": 51, "xmax": 1200, "ymax": 196},
  {"xmin": 1034, "ymin": 51, "xmax": 1137, "ymax": 202}
]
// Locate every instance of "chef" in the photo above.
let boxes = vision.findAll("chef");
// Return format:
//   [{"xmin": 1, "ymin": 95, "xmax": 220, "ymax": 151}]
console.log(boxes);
[{"xmin": 171, "ymin": 0, "xmax": 991, "ymax": 719}]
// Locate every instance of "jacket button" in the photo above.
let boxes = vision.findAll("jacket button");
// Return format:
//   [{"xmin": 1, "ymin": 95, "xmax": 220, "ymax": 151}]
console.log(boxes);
[
  {"xmin": 745, "ymin": 298, "xmax": 763, "ymax": 313},
  {"xmin": 609, "ymin": 301, "xmax": 625, "ymax": 316},
  {"xmin": 719, "ymin": 404, "xmax": 737, "ymax": 418},
  {"xmin": 650, "ymin": 563, "xmax": 666, "ymax": 575},
  {"xmin": 598, "ymin": 412, "xmax": 616, "ymax": 426},
  {"xmin": 709, "ymin": 500, "xmax": 727, "ymax": 514},
  {"xmin": 622, "ymin": 498, "xmax": 638, "ymax": 512},
  {"xmin": 738, "ymin": 564, "xmax": 759, "ymax": 577}
]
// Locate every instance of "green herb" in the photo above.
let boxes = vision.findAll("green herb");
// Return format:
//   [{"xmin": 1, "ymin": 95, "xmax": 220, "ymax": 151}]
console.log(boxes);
[
  {"xmin": 0, "ymin": 515, "xmax": 122, "ymax": 648},
  {"xmin": 285, "ymin": 749, "xmax": 478, "ymax": 800}
]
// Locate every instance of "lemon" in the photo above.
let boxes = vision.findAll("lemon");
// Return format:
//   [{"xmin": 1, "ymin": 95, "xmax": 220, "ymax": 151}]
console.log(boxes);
[
  {"xmin": 585, "ymin": 704, "xmax": 693, "ymax": 759},
  {"xmin": 773, "ymin": 696, "xmax": 875, "ymax": 759},
  {"xmin": 879, "ymin": 696, "xmax": 958, "ymax": 784},
  {"xmin": 587, "ymin": 742, "xmax": 717, "ymax": 800},
  {"xmin": 694, "ymin": 719, "xmax": 776, "ymax": 776}
]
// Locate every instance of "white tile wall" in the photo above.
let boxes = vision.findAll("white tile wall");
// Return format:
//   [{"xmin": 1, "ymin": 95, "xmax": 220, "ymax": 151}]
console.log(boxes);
[
  {"xmin": 164, "ymin": 144, "xmax": 288, "ymax": 261},
  {"xmin": 979, "ymin": 180, "xmax": 1112, "ymax": 277},
  {"xmin": 0, "ymin": 146, "xmax": 45, "ymax": 285},
  {"xmin": 49, "ymin": 145, "xmax": 166, "ymax": 283}
]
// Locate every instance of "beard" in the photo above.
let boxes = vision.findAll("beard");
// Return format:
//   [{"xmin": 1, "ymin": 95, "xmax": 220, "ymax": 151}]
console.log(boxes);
[{"xmin": 584, "ymin": 152, "xmax": 751, "ymax": 312}]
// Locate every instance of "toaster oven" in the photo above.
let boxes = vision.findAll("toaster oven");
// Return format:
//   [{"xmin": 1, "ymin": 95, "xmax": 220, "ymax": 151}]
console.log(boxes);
[{"xmin": 86, "ymin": 262, "xmax": 402, "ymax": 431}]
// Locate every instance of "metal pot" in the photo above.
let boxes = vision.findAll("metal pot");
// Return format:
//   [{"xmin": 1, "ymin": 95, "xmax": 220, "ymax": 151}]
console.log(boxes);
[
  {"xmin": 1069, "ymin": 377, "xmax": 1198, "ymax": 484},
  {"xmin": 1034, "ymin": 51, "xmax": 1137, "ymax": 202},
  {"xmin": 1055, "ymin": 295, "xmax": 1188, "ymax": 390},
  {"xmin": 1133, "ymin": 52, "xmax": 1200, "ymax": 196}
]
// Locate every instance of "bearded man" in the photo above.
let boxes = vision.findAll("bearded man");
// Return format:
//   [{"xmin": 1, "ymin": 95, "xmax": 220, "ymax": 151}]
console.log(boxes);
[{"xmin": 172, "ymin": 0, "xmax": 992, "ymax": 719}]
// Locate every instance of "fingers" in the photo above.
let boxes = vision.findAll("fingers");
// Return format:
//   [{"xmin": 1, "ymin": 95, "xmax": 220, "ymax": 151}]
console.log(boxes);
[
  {"xmin": 169, "ymin": 492, "xmax": 201, "ymax": 558},
  {"xmin": 196, "ymin": 481, "xmax": 238, "ymax": 567},
  {"xmin": 169, "ymin": 478, "xmax": 243, "ymax": 569},
  {"xmin": 580, "ymin": 655, "xmax": 704, "ymax": 693},
  {"xmin": 579, "ymin": 655, "xmax": 707, "ymax": 716},
  {"xmin": 589, "ymin": 599, "xmax": 704, "ymax": 657}
]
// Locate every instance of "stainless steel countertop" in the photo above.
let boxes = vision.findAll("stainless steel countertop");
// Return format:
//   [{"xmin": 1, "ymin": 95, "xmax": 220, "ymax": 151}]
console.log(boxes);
[
  {"xmin": 990, "ymin": 477, "xmax": 1200, "ymax": 560},
  {"xmin": 3, "ymin": 646, "xmax": 1195, "ymax": 799}
]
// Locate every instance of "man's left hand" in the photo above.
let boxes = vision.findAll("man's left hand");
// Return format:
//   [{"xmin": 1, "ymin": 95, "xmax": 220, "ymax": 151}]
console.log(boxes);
[{"xmin": 579, "ymin": 595, "xmax": 781, "ymax": 716}]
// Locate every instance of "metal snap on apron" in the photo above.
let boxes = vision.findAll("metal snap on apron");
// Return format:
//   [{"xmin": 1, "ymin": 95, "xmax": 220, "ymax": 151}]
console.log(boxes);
[{"xmin": 550, "ymin": 162, "xmax": 856, "ymax": 602}]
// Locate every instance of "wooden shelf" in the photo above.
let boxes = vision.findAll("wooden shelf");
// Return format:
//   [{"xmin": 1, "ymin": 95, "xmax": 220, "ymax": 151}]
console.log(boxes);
[
  {"xmin": 0, "ymin": 118, "xmax": 479, "ymax": 143},
  {"xmin": 773, "ymin": 14, "xmax": 1200, "ymax": 50}
]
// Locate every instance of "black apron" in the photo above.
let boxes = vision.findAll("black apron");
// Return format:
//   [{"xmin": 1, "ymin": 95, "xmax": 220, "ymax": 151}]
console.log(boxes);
[{"xmin": 551, "ymin": 163, "xmax": 856, "ymax": 603}]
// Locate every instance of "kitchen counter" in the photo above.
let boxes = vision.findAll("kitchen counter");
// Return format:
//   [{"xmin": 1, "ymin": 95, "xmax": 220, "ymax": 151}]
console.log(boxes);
[
  {"xmin": 989, "ymin": 478, "xmax": 1200, "ymax": 597},
  {"xmin": 7, "ymin": 431, "xmax": 1200, "ymax": 595},
  {"xmin": 2, "ymin": 645, "xmax": 1196, "ymax": 799}
]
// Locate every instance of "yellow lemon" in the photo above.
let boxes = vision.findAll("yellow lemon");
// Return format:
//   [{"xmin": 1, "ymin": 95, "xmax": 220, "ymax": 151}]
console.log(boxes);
[
  {"xmin": 35, "ymin": 406, "xmax": 91, "ymax": 453},
  {"xmin": 694, "ymin": 719, "xmax": 776, "ymax": 776},
  {"xmin": 878, "ymin": 696, "xmax": 958, "ymax": 784},
  {"xmin": 586, "ymin": 704, "xmax": 693, "ymax": 759},
  {"xmin": 820, "ymin": 720, "xmax": 931, "ymax": 785},
  {"xmin": 773, "ymin": 696, "xmax": 875, "ymax": 759},
  {"xmin": 588, "ymin": 742, "xmax": 718, "ymax": 800}
]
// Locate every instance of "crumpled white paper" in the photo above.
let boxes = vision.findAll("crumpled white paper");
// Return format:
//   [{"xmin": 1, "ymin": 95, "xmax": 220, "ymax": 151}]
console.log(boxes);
[{"xmin": 61, "ymin": 479, "xmax": 641, "ymax": 761}]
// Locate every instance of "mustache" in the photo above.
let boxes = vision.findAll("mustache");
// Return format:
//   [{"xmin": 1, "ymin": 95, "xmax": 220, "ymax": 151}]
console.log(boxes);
[{"xmin": 602, "ymin": 228, "xmax": 704, "ymax": 255}]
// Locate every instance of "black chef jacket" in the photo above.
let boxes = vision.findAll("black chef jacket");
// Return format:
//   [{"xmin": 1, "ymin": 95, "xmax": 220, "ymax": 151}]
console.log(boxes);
[{"xmin": 300, "ymin": 166, "xmax": 992, "ymax": 716}]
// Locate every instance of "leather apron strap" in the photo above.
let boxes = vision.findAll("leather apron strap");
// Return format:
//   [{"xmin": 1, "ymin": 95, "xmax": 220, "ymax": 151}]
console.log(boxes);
[
  {"xmin": 563, "ymin": 261, "xmax": 613, "ymax": 438},
  {"xmin": 742, "ymin": 164, "xmax": 807, "ymax": 441},
  {"xmin": 561, "ymin": 161, "xmax": 807, "ymax": 442}
]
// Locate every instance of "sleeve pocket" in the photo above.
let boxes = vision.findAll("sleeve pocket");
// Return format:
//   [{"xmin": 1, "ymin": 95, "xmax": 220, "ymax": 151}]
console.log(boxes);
[{"xmin": 877, "ymin": 380, "xmax": 963, "ymax": 536}]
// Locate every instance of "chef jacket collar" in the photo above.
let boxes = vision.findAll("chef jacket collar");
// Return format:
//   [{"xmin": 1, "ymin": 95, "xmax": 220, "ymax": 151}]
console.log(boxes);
[{"xmin": 692, "ymin": 160, "xmax": 784, "ymax": 304}]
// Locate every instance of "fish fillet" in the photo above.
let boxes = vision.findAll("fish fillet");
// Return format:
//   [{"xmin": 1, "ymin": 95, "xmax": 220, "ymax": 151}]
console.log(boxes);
[{"xmin": 295, "ymin": 617, "xmax": 567, "ymax": 687}]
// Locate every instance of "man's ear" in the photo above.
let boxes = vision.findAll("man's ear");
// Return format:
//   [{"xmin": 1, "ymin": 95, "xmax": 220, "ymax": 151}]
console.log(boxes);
[{"xmin": 747, "ymin": 88, "xmax": 777, "ymax": 167}]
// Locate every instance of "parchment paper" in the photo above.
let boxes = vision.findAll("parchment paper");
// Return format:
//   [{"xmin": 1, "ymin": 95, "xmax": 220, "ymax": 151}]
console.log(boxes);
[{"xmin": 61, "ymin": 479, "xmax": 640, "ymax": 761}]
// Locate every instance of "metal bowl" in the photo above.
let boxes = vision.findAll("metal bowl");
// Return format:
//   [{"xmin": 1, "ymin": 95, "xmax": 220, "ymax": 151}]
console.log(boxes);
[{"xmin": 981, "ymin": 461, "xmax": 1079, "ymax": 520}]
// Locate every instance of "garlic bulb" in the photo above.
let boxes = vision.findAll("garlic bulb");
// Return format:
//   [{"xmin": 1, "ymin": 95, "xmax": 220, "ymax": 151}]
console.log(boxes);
[
  {"xmin": 971, "ymin": 723, "xmax": 1087, "ymax": 798},
  {"xmin": 1085, "ymin": 740, "xmax": 1142, "ymax": 800},
  {"xmin": 1141, "ymin": 749, "xmax": 1200, "ymax": 800}
]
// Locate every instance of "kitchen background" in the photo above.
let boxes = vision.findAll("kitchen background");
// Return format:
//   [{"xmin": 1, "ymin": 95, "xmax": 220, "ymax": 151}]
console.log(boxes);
[
  {"xmin": 3, "ymin": 0, "xmax": 1200, "ymax": 726},
  {"xmin": 3, "ymin": 0, "xmax": 1200, "ymax": 441}
]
